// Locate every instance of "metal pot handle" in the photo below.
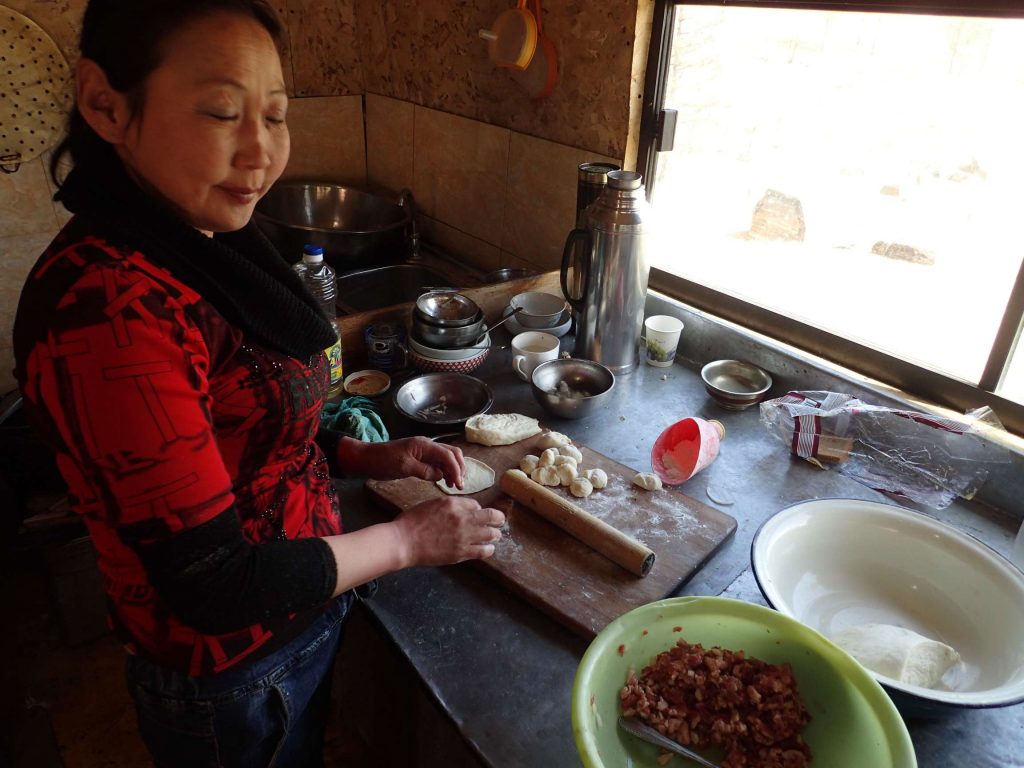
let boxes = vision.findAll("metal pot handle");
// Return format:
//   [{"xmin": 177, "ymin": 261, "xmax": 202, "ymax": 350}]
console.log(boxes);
[{"xmin": 560, "ymin": 227, "xmax": 590, "ymax": 314}]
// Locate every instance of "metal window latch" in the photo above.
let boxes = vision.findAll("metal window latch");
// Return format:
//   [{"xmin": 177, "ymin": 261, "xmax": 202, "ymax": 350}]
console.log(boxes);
[{"xmin": 655, "ymin": 109, "xmax": 678, "ymax": 152}]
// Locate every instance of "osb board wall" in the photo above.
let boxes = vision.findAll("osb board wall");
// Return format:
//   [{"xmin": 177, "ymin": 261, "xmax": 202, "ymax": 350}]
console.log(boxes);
[
  {"xmin": 284, "ymin": 0, "xmax": 641, "ymax": 160},
  {"xmin": 4, "ymin": 0, "xmax": 641, "ymax": 158}
]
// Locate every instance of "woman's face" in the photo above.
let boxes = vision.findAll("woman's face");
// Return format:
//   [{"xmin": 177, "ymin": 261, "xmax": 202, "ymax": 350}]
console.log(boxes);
[{"xmin": 116, "ymin": 12, "xmax": 289, "ymax": 234}]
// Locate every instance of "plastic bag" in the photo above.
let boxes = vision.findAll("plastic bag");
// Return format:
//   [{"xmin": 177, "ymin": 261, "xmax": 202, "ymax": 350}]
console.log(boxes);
[{"xmin": 759, "ymin": 391, "xmax": 1010, "ymax": 509}]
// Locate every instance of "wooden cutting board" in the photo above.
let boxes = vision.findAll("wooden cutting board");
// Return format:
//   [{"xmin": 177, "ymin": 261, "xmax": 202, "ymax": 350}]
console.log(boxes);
[{"xmin": 365, "ymin": 431, "xmax": 737, "ymax": 638}]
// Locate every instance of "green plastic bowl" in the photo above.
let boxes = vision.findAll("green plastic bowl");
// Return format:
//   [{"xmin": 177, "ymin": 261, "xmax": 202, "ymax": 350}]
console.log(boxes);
[{"xmin": 572, "ymin": 596, "xmax": 917, "ymax": 768}]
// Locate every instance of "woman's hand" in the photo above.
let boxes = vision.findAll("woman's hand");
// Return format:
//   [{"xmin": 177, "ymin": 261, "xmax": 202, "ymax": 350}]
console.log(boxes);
[
  {"xmin": 392, "ymin": 496, "xmax": 505, "ymax": 566},
  {"xmin": 338, "ymin": 436, "xmax": 466, "ymax": 489}
]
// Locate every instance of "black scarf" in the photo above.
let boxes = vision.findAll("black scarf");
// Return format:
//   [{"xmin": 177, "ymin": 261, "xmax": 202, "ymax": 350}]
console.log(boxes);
[{"xmin": 56, "ymin": 154, "xmax": 336, "ymax": 360}]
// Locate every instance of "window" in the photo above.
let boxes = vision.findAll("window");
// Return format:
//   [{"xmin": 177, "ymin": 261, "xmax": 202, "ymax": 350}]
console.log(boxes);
[{"xmin": 638, "ymin": 1, "xmax": 1024, "ymax": 436}]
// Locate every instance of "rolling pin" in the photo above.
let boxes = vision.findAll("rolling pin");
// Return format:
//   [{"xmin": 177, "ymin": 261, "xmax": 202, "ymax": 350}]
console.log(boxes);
[{"xmin": 500, "ymin": 469, "xmax": 656, "ymax": 577}]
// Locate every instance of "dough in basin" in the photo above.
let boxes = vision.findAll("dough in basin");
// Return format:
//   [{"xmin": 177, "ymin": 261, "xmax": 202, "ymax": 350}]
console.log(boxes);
[
  {"xmin": 437, "ymin": 457, "xmax": 495, "ymax": 495},
  {"xmin": 831, "ymin": 623, "xmax": 961, "ymax": 688},
  {"xmin": 465, "ymin": 413, "xmax": 541, "ymax": 446}
]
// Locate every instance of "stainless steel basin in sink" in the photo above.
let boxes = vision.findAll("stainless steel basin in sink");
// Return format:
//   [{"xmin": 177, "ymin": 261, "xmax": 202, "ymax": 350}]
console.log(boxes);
[{"xmin": 335, "ymin": 263, "xmax": 454, "ymax": 314}]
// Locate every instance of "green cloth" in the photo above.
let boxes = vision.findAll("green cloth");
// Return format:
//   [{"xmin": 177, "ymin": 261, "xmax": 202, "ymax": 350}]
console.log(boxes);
[{"xmin": 320, "ymin": 396, "xmax": 389, "ymax": 443}]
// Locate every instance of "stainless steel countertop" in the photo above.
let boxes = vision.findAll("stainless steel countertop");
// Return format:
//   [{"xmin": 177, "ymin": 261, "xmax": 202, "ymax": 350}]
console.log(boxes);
[{"xmin": 335, "ymin": 306, "xmax": 1024, "ymax": 768}]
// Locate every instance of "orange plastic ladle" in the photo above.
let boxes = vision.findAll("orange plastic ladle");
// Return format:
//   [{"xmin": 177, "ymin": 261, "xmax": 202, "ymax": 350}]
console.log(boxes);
[{"xmin": 479, "ymin": 0, "xmax": 538, "ymax": 70}]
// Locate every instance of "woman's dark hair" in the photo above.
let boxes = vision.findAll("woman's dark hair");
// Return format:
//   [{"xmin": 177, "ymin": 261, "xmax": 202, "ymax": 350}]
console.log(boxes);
[{"xmin": 50, "ymin": 0, "xmax": 284, "ymax": 188}]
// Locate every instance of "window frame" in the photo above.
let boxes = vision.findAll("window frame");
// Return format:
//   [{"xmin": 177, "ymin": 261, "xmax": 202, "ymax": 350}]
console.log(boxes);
[{"xmin": 636, "ymin": 0, "xmax": 1024, "ymax": 437}]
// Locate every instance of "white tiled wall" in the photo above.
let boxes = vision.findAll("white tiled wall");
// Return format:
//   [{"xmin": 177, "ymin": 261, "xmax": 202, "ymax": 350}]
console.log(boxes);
[{"xmin": 364, "ymin": 93, "xmax": 621, "ymax": 276}]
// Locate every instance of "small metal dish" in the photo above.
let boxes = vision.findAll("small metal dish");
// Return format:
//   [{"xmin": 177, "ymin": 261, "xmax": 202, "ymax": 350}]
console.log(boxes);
[
  {"xmin": 414, "ymin": 291, "xmax": 481, "ymax": 327},
  {"xmin": 700, "ymin": 359, "xmax": 772, "ymax": 410},
  {"xmin": 393, "ymin": 373, "xmax": 494, "ymax": 426}
]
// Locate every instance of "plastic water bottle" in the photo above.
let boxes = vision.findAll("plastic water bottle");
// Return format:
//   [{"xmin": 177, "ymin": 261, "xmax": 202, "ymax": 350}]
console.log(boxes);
[{"xmin": 294, "ymin": 244, "xmax": 344, "ymax": 398}]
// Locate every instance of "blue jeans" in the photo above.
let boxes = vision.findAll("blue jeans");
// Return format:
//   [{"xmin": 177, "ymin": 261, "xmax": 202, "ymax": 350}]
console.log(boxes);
[{"xmin": 125, "ymin": 594, "xmax": 352, "ymax": 768}]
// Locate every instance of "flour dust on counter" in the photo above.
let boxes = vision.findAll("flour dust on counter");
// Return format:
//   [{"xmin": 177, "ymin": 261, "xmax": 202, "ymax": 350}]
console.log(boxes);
[{"xmin": 364, "ymin": 427, "xmax": 738, "ymax": 638}]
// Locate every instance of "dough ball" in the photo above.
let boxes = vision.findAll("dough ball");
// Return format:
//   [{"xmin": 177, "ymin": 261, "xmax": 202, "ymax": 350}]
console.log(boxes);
[
  {"xmin": 632, "ymin": 472, "xmax": 663, "ymax": 491},
  {"xmin": 437, "ymin": 457, "xmax": 495, "ymax": 495},
  {"xmin": 531, "ymin": 465, "xmax": 560, "ymax": 487},
  {"xmin": 584, "ymin": 468, "xmax": 608, "ymax": 489},
  {"xmin": 559, "ymin": 445, "xmax": 583, "ymax": 463},
  {"xmin": 570, "ymin": 477, "xmax": 594, "ymax": 498},
  {"xmin": 538, "ymin": 447, "xmax": 559, "ymax": 467},
  {"xmin": 519, "ymin": 454, "xmax": 540, "ymax": 474},
  {"xmin": 831, "ymin": 624, "xmax": 961, "ymax": 689},
  {"xmin": 557, "ymin": 463, "xmax": 578, "ymax": 487},
  {"xmin": 553, "ymin": 455, "xmax": 578, "ymax": 468},
  {"xmin": 537, "ymin": 431, "xmax": 572, "ymax": 449}
]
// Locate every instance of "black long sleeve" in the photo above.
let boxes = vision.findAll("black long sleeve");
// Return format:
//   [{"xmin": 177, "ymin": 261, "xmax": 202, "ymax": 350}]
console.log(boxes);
[{"xmin": 132, "ymin": 508, "xmax": 338, "ymax": 635}]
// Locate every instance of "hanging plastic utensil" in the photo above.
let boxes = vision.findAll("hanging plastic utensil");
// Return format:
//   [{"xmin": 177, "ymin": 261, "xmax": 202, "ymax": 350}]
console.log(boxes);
[
  {"xmin": 479, "ymin": 0, "xmax": 538, "ymax": 71},
  {"xmin": 511, "ymin": 0, "xmax": 558, "ymax": 101}
]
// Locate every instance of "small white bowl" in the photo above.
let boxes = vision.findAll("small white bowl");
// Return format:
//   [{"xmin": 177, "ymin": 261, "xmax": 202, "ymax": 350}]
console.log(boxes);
[
  {"xmin": 752, "ymin": 498, "xmax": 1024, "ymax": 713},
  {"xmin": 510, "ymin": 291, "xmax": 569, "ymax": 329},
  {"xmin": 504, "ymin": 306, "xmax": 572, "ymax": 338}
]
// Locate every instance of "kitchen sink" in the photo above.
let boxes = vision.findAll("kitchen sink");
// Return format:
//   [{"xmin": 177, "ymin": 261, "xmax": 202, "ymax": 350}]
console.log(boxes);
[{"xmin": 335, "ymin": 262, "xmax": 455, "ymax": 314}]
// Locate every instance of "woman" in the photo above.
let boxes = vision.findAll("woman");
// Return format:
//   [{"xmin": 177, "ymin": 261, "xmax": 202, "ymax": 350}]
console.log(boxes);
[{"xmin": 12, "ymin": 1, "xmax": 505, "ymax": 765}]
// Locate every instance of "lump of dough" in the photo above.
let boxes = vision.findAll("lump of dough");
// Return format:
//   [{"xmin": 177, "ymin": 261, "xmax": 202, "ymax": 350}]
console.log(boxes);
[
  {"xmin": 437, "ymin": 457, "xmax": 495, "ymax": 495},
  {"xmin": 553, "ymin": 455, "xmax": 577, "ymax": 468},
  {"xmin": 519, "ymin": 454, "xmax": 540, "ymax": 474},
  {"xmin": 557, "ymin": 463, "xmax": 578, "ymax": 487},
  {"xmin": 537, "ymin": 431, "xmax": 572, "ymax": 449},
  {"xmin": 538, "ymin": 447, "xmax": 559, "ymax": 467},
  {"xmin": 559, "ymin": 445, "xmax": 583, "ymax": 463},
  {"xmin": 632, "ymin": 472, "xmax": 663, "ymax": 491},
  {"xmin": 584, "ymin": 468, "xmax": 608, "ymax": 489},
  {"xmin": 530, "ymin": 465, "xmax": 560, "ymax": 487},
  {"xmin": 831, "ymin": 624, "xmax": 961, "ymax": 689},
  {"xmin": 465, "ymin": 413, "xmax": 542, "ymax": 446},
  {"xmin": 570, "ymin": 476, "xmax": 594, "ymax": 498}
]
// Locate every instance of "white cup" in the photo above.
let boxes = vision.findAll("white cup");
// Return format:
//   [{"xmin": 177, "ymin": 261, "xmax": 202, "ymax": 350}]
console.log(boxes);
[
  {"xmin": 641, "ymin": 315, "xmax": 684, "ymax": 367},
  {"xmin": 512, "ymin": 331, "xmax": 560, "ymax": 381}
]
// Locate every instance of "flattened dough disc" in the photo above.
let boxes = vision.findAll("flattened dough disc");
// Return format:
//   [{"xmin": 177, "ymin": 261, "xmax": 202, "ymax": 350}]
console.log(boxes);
[{"xmin": 437, "ymin": 457, "xmax": 495, "ymax": 495}]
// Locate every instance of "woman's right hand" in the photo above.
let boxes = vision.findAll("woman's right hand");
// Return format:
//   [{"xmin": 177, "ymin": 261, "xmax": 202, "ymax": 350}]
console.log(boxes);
[{"xmin": 392, "ymin": 496, "xmax": 505, "ymax": 567}]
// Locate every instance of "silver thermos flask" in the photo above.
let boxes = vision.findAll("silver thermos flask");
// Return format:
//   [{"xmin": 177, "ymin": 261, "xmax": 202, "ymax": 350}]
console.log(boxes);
[
  {"xmin": 560, "ymin": 170, "xmax": 651, "ymax": 375},
  {"xmin": 564, "ymin": 162, "xmax": 621, "ymax": 328}
]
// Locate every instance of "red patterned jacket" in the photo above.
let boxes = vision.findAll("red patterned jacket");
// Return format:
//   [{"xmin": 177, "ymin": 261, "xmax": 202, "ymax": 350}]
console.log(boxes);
[{"xmin": 14, "ymin": 218, "xmax": 342, "ymax": 676}]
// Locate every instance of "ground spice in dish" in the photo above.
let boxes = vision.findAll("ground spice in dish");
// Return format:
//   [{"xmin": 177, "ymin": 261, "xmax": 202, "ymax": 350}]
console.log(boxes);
[{"xmin": 620, "ymin": 638, "xmax": 812, "ymax": 768}]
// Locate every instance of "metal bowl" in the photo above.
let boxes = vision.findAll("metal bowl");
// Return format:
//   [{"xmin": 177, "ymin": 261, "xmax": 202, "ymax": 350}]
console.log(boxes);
[
  {"xmin": 414, "ymin": 291, "xmax": 481, "ymax": 327},
  {"xmin": 482, "ymin": 267, "xmax": 539, "ymax": 284},
  {"xmin": 254, "ymin": 181, "xmax": 413, "ymax": 270},
  {"xmin": 530, "ymin": 358, "xmax": 615, "ymax": 420},
  {"xmin": 393, "ymin": 373, "xmax": 494, "ymax": 427},
  {"xmin": 700, "ymin": 359, "xmax": 773, "ymax": 410},
  {"xmin": 412, "ymin": 315, "xmax": 486, "ymax": 348}
]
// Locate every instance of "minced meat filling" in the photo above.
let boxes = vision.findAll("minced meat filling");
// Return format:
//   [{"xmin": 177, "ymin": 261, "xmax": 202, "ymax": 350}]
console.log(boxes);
[{"xmin": 620, "ymin": 638, "xmax": 812, "ymax": 768}]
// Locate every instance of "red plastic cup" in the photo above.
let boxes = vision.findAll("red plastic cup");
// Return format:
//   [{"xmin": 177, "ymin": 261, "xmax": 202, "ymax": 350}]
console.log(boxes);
[{"xmin": 651, "ymin": 417, "xmax": 725, "ymax": 485}]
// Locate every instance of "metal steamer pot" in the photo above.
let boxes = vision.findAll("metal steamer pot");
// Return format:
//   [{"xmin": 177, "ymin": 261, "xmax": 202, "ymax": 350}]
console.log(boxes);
[
  {"xmin": 411, "ymin": 291, "xmax": 487, "ymax": 349},
  {"xmin": 254, "ymin": 181, "xmax": 417, "ymax": 270}
]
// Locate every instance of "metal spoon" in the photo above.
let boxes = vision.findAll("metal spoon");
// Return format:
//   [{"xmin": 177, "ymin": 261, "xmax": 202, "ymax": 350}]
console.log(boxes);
[
  {"xmin": 469, "ymin": 305, "xmax": 523, "ymax": 345},
  {"xmin": 617, "ymin": 716, "xmax": 722, "ymax": 768}
]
